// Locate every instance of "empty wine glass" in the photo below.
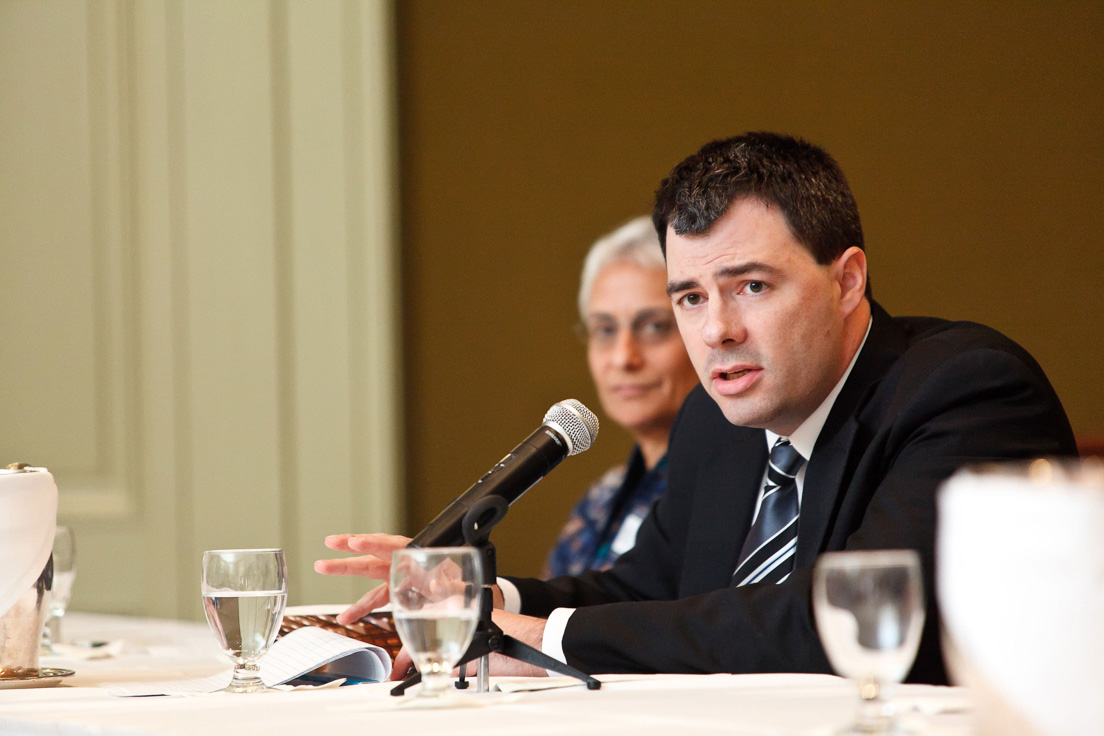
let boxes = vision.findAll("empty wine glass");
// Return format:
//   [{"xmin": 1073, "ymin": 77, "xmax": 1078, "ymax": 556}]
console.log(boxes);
[
  {"xmin": 40, "ymin": 526, "xmax": 76, "ymax": 653},
  {"xmin": 390, "ymin": 547, "xmax": 481, "ymax": 700},
  {"xmin": 813, "ymin": 549, "xmax": 925, "ymax": 735},
  {"xmin": 201, "ymin": 549, "xmax": 287, "ymax": 693}
]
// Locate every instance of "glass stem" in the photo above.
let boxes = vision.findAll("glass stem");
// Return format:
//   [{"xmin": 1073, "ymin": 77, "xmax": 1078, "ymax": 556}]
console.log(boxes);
[
  {"xmin": 39, "ymin": 614, "xmax": 56, "ymax": 654},
  {"xmin": 46, "ymin": 614, "xmax": 62, "ymax": 646},
  {"xmin": 855, "ymin": 676, "xmax": 893, "ymax": 732},
  {"xmin": 228, "ymin": 662, "xmax": 265, "ymax": 692},
  {"xmin": 419, "ymin": 669, "xmax": 452, "ymax": 697}
]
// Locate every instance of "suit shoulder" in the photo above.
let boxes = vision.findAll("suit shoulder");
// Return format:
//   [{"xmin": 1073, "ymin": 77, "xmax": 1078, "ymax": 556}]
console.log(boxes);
[
  {"xmin": 877, "ymin": 316, "xmax": 1070, "ymax": 441},
  {"xmin": 892, "ymin": 316, "xmax": 1048, "ymax": 379},
  {"xmin": 857, "ymin": 314, "xmax": 1076, "ymax": 459}
]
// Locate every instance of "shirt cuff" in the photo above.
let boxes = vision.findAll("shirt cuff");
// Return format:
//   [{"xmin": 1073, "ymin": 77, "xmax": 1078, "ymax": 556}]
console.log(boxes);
[
  {"xmin": 541, "ymin": 607, "xmax": 575, "ymax": 671},
  {"xmin": 496, "ymin": 576, "xmax": 521, "ymax": 613}
]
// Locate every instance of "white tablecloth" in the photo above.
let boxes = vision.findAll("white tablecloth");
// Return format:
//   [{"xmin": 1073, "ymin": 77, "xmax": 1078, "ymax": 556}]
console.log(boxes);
[{"xmin": 0, "ymin": 613, "xmax": 974, "ymax": 735}]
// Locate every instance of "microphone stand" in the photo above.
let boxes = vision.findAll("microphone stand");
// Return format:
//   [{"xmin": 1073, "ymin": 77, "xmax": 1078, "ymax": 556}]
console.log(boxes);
[{"xmin": 390, "ymin": 497, "xmax": 601, "ymax": 696}]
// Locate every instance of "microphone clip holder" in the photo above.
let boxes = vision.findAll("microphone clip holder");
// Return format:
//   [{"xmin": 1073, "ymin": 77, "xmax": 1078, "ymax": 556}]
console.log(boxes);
[{"xmin": 390, "ymin": 496, "xmax": 601, "ymax": 696}]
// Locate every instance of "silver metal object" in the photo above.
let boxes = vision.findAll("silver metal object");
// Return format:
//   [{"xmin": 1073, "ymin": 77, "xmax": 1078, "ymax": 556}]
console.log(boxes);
[
  {"xmin": 477, "ymin": 653, "xmax": 490, "ymax": 693},
  {"xmin": 543, "ymin": 400, "xmax": 599, "ymax": 456},
  {"xmin": 1, "ymin": 463, "xmax": 48, "ymax": 475}
]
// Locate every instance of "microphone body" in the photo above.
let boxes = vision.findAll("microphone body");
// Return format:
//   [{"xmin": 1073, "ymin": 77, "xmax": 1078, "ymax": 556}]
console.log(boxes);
[{"xmin": 410, "ymin": 400, "xmax": 598, "ymax": 548}]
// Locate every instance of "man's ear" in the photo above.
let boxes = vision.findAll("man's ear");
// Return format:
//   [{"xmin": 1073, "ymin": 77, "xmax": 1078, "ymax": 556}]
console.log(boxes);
[{"xmin": 834, "ymin": 246, "xmax": 867, "ymax": 317}]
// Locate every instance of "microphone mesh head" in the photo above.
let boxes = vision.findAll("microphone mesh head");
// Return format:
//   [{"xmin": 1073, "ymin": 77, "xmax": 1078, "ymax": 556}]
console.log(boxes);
[{"xmin": 543, "ymin": 399, "xmax": 599, "ymax": 456}]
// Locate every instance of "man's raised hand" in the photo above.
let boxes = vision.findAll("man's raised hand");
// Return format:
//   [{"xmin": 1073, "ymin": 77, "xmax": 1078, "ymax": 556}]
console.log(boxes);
[{"xmin": 314, "ymin": 533, "xmax": 411, "ymax": 624}]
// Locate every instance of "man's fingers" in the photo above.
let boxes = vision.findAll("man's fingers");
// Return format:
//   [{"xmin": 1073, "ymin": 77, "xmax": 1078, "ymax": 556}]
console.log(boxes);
[
  {"xmin": 323, "ymin": 534, "xmax": 359, "ymax": 552},
  {"xmin": 319, "ymin": 532, "xmax": 405, "ymax": 633},
  {"xmin": 336, "ymin": 584, "xmax": 390, "ymax": 625},
  {"xmin": 391, "ymin": 647, "xmax": 415, "ymax": 681},
  {"xmin": 325, "ymin": 533, "xmax": 411, "ymax": 555},
  {"xmin": 348, "ymin": 533, "xmax": 411, "ymax": 551},
  {"xmin": 319, "ymin": 533, "xmax": 408, "ymax": 579},
  {"xmin": 313, "ymin": 555, "xmax": 389, "ymax": 578}
]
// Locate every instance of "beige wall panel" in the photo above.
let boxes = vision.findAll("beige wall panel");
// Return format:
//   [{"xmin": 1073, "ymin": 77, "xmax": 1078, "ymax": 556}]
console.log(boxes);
[
  {"xmin": 0, "ymin": 0, "xmax": 401, "ymax": 619},
  {"xmin": 130, "ymin": 0, "xmax": 186, "ymax": 618},
  {"xmin": 1, "ymin": 0, "xmax": 176, "ymax": 616},
  {"xmin": 176, "ymin": 3, "xmax": 284, "ymax": 574},
  {"xmin": 280, "ymin": 0, "xmax": 357, "ymax": 604},
  {"xmin": 0, "ymin": 2, "xmax": 114, "ymax": 494}
]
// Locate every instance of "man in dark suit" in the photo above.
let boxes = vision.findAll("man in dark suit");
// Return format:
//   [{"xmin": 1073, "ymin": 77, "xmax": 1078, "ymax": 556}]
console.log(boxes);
[{"xmin": 319, "ymin": 132, "xmax": 1075, "ymax": 684}]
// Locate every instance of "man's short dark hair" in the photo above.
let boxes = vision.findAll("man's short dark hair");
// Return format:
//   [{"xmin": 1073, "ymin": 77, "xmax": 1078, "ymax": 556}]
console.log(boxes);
[{"xmin": 653, "ymin": 132, "xmax": 869, "ymax": 295}]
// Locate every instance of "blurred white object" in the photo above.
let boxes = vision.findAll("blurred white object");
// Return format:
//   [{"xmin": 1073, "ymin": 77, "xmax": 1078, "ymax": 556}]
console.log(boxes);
[
  {"xmin": 0, "ymin": 465, "xmax": 58, "ymax": 671},
  {"xmin": 0, "ymin": 467, "xmax": 58, "ymax": 620},
  {"xmin": 938, "ymin": 458, "xmax": 1104, "ymax": 736}
]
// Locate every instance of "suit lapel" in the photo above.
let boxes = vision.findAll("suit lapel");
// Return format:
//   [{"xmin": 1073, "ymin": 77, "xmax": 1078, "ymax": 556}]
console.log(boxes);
[
  {"xmin": 796, "ymin": 417, "xmax": 859, "ymax": 567},
  {"xmin": 795, "ymin": 302, "xmax": 908, "ymax": 567},
  {"xmin": 719, "ymin": 430, "xmax": 770, "ymax": 583},
  {"xmin": 687, "ymin": 424, "xmax": 767, "ymax": 593}
]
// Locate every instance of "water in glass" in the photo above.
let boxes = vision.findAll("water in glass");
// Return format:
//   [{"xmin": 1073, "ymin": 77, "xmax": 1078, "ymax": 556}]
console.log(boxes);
[{"xmin": 201, "ymin": 548, "xmax": 287, "ymax": 693}]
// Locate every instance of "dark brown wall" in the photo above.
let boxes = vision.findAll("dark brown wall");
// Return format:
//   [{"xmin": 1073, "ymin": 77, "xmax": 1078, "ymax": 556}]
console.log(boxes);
[{"xmin": 395, "ymin": 1, "xmax": 1104, "ymax": 577}]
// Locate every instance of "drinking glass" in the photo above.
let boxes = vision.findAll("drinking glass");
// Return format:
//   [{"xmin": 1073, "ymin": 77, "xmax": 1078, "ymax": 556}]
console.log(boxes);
[
  {"xmin": 813, "ymin": 549, "xmax": 925, "ymax": 735},
  {"xmin": 40, "ymin": 526, "xmax": 76, "ymax": 653},
  {"xmin": 390, "ymin": 547, "xmax": 481, "ymax": 700},
  {"xmin": 201, "ymin": 548, "xmax": 287, "ymax": 693}
]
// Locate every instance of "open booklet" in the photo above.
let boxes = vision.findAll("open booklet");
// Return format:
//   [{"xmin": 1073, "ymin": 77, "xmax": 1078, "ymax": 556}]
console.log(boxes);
[{"xmin": 108, "ymin": 626, "xmax": 393, "ymax": 697}]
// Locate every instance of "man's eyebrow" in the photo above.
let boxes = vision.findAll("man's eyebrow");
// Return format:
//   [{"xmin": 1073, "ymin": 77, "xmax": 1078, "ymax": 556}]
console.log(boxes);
[
  {"xmin": 666, "ymin": 262, "xmax": 781, "ymax": 297},
  {"xmin": 716, "ymin": 262, "xmax": 780, "ymax": 279},
  {"xmin": 666, "ymin": 279, "xmax": 698, "ymax": 298}
]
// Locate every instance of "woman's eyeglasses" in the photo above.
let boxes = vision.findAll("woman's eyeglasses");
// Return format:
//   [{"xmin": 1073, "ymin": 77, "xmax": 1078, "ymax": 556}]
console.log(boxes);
[{"xmin": 575, "ymin": 311, "xmax": 677, "ymax": 349}]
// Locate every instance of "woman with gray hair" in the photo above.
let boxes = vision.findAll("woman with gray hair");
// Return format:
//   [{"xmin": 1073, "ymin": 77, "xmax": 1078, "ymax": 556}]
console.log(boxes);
[{"xmin": 544, "ymin": 217, "xmax": 699, "ymax": 578}]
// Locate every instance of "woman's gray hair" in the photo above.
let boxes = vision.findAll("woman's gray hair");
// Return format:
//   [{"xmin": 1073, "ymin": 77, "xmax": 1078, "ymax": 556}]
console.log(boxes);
[{"xmin": 578, "ymin": 216, "xmax": 666, "ymax": 320}]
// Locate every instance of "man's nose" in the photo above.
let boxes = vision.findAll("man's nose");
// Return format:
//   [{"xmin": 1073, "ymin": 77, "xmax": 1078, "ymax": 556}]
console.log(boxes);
[{"xmin": 701, "ymin": 305, "xmax": 746, "ymax": 348}]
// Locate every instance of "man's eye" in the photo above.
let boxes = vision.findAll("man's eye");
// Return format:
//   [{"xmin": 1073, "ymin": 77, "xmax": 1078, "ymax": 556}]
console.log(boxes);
[
  {"xmin": 680, "ymin": 294, "xmax": 703, "ymax": 307},
  {"xmin": 745, "ymin": 281, "xmax": 767, "ymax": 294}
]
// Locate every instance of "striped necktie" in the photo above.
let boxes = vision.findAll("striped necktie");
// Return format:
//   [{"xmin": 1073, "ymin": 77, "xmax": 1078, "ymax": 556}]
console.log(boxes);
[{"xmin": 732, "ymin": 438, "xmax": 805, "ymax": 586}]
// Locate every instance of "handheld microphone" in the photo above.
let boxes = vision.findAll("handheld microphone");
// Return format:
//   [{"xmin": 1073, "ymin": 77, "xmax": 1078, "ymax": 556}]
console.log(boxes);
[{"xmin": 409, "ymin": 399, "xmax": 599, "ymax": 548}]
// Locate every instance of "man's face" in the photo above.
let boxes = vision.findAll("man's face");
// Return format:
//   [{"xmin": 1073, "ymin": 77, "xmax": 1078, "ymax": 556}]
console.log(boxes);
[{"xmin": 665, "ymin": 198, "xmax": 865, "ymax": 436}]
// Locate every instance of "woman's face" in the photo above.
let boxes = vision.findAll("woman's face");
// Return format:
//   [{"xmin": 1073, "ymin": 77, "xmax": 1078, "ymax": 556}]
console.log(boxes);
[{"xmin": 584, "ymin": 262, "xmax": 700, "ymax": 441}]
